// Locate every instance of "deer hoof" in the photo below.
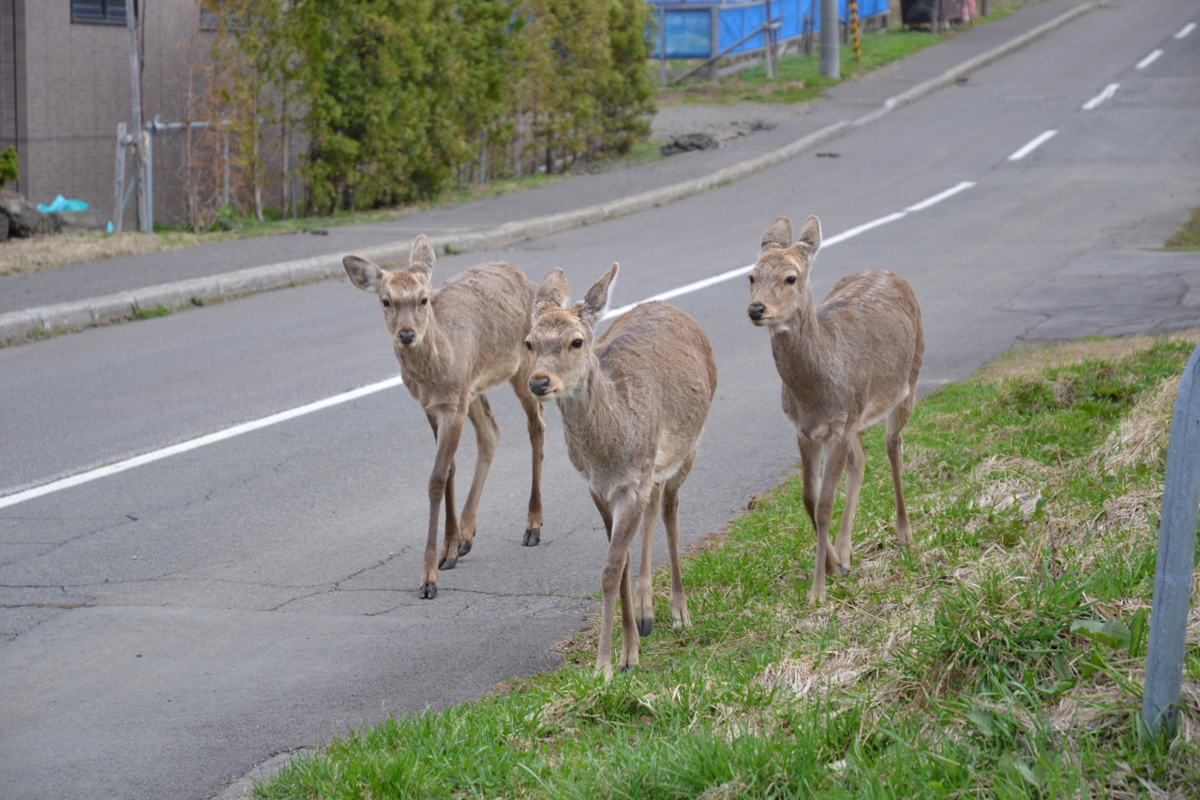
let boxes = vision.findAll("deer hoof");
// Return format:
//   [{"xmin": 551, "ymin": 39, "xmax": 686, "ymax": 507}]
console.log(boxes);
[
  {"xmin": 438, "ymin": 553, "xmax": 457, "ymax": 570},
  {"xmin": 619, "ymin": 663, "xmax": 638, "ymax": 674},
  {"xmin": 457, "ymin": 539, "xmax": 472, "ymax": 557},
  {"xmin": 636, "ymin": 617, "xmax": 653, "ymax": 638},
  {"xmin": 522, "ymin": 527, "xmax": 541, "ymax": 546},
  {"xmin": 420, "ymin": 581, "xmax": 438, "ymax": 600}
]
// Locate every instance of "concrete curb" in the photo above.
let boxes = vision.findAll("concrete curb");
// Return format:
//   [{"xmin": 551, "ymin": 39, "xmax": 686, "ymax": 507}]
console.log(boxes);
[{"xmin": 0, "ymin": 1, "xmax": 1099, "ymax": 348}]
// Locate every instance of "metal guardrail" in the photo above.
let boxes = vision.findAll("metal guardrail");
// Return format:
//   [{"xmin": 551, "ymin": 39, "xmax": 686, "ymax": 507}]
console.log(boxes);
[{"xmin": 1142, "ymin": 341, "xmax": 1200, "ymax": 738}]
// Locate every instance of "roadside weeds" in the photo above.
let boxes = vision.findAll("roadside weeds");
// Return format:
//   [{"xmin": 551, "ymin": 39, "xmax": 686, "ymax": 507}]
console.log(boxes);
[{"xmin": 249, "ymin": 332, "xmax": 1200, "ymax": 799}]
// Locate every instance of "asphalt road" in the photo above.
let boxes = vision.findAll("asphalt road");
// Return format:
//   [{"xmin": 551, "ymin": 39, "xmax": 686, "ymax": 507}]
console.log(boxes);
[{"xmin": 2, "ymin": 2, "xmax": 1199, "ymax": 798}]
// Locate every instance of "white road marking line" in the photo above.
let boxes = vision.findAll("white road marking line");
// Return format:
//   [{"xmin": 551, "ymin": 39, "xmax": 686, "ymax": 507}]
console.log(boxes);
[
  {"xmin": 1008, "ymin": 129, "xmax": 1058, "ymax": 161},
  {"xmin": 904, "ymin": 181, "xmax": 976, "ymax": 212},
  {"xmin": 0, "ymin": 377, "xmax": 407, "ymax": 510},
  {"xmin": 4, "ymin": 182, "xmax": 976, "ymax": 509},
  {"xmin": 1175, "ymin": 23, "xmax": 1195, "ymax": 39},
  {"xmin": 602, "ymin": 210, "xmax": 915, "ymax": 320},
  {"xmin": 1082, "ymin": 83, "xmax": 1120, "ymax": 110},
  {"xmin": 1136, "ymin": 49, "xmax": 1163, "ymax": 69}
]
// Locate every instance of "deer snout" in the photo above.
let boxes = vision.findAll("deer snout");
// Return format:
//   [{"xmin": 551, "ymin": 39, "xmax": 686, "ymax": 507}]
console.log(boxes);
[
  {"xmin": 396, "ymin": 328, "xmax": 416, "ymax": 346},
  {"xmin": 529, "ymin": 374, "xmax": 552, "ymax": 398},
  {"xmin": 748, "ymin": 303, "xmax": 767, "ymax": 323}
]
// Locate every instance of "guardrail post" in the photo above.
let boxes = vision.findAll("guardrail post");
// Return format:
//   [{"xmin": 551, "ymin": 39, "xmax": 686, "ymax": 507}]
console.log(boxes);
[{"xmin": 1142, "ymin": 341, "xmax": 1200, "ymax": 739}]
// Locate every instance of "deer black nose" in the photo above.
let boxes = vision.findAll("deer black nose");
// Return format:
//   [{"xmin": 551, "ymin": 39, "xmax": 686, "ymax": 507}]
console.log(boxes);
[
  {"xmin": 529, "ymin": 376, "xmax": 550, "ymax": 396},
  {"xmin": 748, "ymin": 303, "xmax": 765, "ymax": 321},
  {"xmin": 397, "ymin": 329, "xmax": 415, "ymax": 345}
]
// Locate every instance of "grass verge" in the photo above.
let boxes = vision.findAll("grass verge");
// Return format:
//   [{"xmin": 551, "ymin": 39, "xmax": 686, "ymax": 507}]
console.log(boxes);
[
  {"xmin": 658, "ymin": 28, "xmax": 951, "ymax": 106},
  {"xmin": 252, "ymin": 332, "xmax": 1200, "ymax": 799},
  {"xmin": 1165, "ymin": 208, "xmax": 1200, "ymax": 251}
]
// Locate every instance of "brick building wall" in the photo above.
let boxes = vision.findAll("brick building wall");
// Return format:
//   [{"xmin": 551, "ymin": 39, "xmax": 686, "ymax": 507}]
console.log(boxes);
[{"xmin": 0, "ymin": 0, "xmax": 218, "ymax": 228}]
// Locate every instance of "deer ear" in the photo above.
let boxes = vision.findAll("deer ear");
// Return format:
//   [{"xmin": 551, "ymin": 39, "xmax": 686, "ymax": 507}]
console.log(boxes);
[
  {"xmin": 796, "ymin": 215, "xmax": 822, "ymax": 258},
  {"xmin": 580, "ymin": 263, "xmax": 618, "ymax": 328},
  {"xmin": 409, "ymin": 234, "xmax": 436, "ymax": 277},
  {"xmin": 534, "ymin": 268, "xmax": 571, "ymax": 319},
  {"xmin": 343, "ymin": 255, "xmax": 384, "ymax": 293},
  {"xmin": 761, "ymin": 217, "xmax": 793, "ymax": 252}
]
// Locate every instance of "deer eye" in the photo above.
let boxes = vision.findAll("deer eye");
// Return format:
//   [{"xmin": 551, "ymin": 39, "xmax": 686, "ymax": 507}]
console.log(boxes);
[
  {"xmin": 748, "ymin": 275, "xmax": 755, "ymax": 285},
  {"xmin": 381, "ymin": 298, "xmax": 391, "ymax": 308},
  {"xmin": 420, "ymin": 297, "xmax": 429, "ymax": 306},
  {"xmin": 785, "ymin": 275, "xmax": 797, "ymax": 285},
  {"xmin": 570, "ymin": 338, "xmax": 584, "ymax": 349},
  {"xmin": 525, "ymin": 341, "xmax": 532, "ymax": 351}
]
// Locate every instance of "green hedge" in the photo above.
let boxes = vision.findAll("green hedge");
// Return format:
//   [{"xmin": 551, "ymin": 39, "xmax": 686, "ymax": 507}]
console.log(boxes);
[{"xmin": 208, "ymin": 0, "xmax": 656, "ymax": 215}]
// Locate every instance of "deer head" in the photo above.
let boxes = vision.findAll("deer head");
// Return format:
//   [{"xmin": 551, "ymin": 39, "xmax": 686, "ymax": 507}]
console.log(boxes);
[
  {"xmin": 343, "ymin": 235, "xmax": 439, "ymax": 349},
  {"xmin": 747, "ymin": 215, "xmax": 821, "ymax": 328},
  {"xmin": 526, "ymin": 264, "xmax": 618, "ymax": 400}
]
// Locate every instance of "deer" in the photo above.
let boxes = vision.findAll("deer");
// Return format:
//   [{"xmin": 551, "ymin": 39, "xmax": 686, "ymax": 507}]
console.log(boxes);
[
  {"xmin": 526, "ymin": 264, "xmax": 717, "ymax": 678},
  {"xmin": 746, "ymin": 214, "xmax": 923, "ymax": 602},
  {"xmin": 342, "ymin": 235, "xmax": 546, "ymax": 600}
]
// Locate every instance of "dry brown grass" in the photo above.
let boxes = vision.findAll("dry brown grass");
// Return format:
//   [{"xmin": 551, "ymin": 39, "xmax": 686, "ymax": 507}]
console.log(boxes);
[
  {"xmin": 0, "ymin": 230, "xmax": 231, "ymax": 276},
  {"xmin": 972, "ymin": 332, "xmax": 1200, "ymax": 384}
]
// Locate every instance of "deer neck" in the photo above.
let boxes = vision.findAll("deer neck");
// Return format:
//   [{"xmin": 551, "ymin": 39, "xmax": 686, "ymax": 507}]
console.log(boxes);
[
  {"xmin": 770, "ymin": 295, "xmax": 835, "ymax": 392},
  {"xmin": 397, "ymin": 318, "xmax": 450, "ymax": 387},
  {"xmin": 556, "ymin": 358, "xmax": 628, "ymax": 467}
]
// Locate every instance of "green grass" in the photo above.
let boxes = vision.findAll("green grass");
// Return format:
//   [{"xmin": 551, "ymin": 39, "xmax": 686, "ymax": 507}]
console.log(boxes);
[
  {"xmin": 659, "ymin": 28, "xmax": 951, "ymax": 106},
  {"xmin": 1165, "ymin": 207, "xmax": 1200, "ymax": 251},
  {"xmin": 252, "ymin": 335, "xmax": 1200, "ymax": 799},
  {"xmin": 127, "ymin": 304, "xmax": 170, "ymax": 320}
]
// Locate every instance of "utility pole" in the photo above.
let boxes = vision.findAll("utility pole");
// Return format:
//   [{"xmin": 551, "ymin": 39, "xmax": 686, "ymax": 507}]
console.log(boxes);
[
  {"xmin": 819, "ymin": 0, "xmax": 840, "ymax": 79},
  {"xmin": 125, "ymin": 1, "xmax": 147, "ymax": 232}
]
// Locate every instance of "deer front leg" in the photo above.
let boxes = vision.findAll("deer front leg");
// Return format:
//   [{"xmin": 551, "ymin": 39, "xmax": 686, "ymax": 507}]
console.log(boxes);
[
  {"xmin": 514, "ymin": 376, "xmax": 546, "ymax": 546},
  {"xmin": 833, "ymin": 432, "xmax": 866, "ymax": 575},
  {"xmin": 811, "ymin": 436, "xmax": 850, "ymax": 603},
  {"xmin": 449, "ymin": 395, "xmax": 500, "ymax": 565},
  {"xmin": 797, "ymin": 434, "xmax": 822, "ymax": 536},
  {"xmin": 596, "ymin": 487, "xmax": 645, "ymax": 679},
  {"xmin": 423, "ymin": 403, "xmax": 467, "ymax": 599},
  {"xmin": 634, "ymin": 482, "xmax": 663, "ymax": 638}
]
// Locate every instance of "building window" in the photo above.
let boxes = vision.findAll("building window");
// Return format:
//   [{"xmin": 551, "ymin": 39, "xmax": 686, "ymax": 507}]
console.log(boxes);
[{"xmin": 71, "ymin": 0, "xmax": 130, "ymax": 25}]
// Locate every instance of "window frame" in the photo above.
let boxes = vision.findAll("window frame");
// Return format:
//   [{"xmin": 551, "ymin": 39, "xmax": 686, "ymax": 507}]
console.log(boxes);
[{"xmin": 70, "ymin": 0, "xmax": 133, "ymax": 27}]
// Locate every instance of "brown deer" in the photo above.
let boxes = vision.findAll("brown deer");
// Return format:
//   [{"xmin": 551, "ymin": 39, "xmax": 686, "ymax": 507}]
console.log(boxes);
[
  {"xmin": 527, "ymin": 264, "xmax": 717, "ymax": 677},
  {"xmin": 747, "ymin": 215, "xmax": 923, "ymax": 602},
  {"xmin": 342, "ymin": 236, "xmax": 545, "ymax": 600}
]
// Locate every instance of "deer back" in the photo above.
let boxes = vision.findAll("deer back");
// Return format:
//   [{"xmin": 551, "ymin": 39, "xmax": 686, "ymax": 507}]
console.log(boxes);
[{"xmin": 778, "ymin": 268, "xmax": 923, "ymax": 432}]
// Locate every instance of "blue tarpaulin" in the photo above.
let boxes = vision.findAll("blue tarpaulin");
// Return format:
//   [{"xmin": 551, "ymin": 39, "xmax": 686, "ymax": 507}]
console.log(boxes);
[{"xmin": 648, "ymin": 0, "xmax": 890, "ymax": 59}]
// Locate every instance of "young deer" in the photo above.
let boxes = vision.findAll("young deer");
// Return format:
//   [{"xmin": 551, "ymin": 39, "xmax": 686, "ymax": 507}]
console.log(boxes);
[
  {"xmin": 527, "ymin": 264, "xmax": 717, "ymax": 678},
  {"xmin": 343, "ymin": 235, "xmax": 546, "ymax": 600},
  {"xmin": 747, "ymin": 215, "xmax": 923, "ymax": 602}
]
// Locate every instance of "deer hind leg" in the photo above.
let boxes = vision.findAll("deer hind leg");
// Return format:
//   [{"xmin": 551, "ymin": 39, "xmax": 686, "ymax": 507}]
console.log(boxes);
[
  {"xmin": 617, "ymin": 551, "xmax": 639, "ymax": 673},
  {"xmin": 811, "ymin": 436, "xmax": 850, "ymax": 603},
  {"xmin": 512, "ymin": 374, "xmax": 546, "ymax": 546},
  {"xmin": 886, "ymin": 398, "xmax": 915, "ymax": 546},
  {"xmin": 424, "ymin": 405, "xmax": 467, "ymax": 599},
  {"xmin": 634, "ymin": 482, "xmax": 663, "ymax": 638},
  {"xmin": 833, "ymin": 432, "xmax": 866, "ymax": 576},
  {"xmin": 662, "ymin": 451, "xmax": 696, "ymax": 630},
  {"xmin": 448, "ymin": 394, "xmax": 500, "ymax": 566}
]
